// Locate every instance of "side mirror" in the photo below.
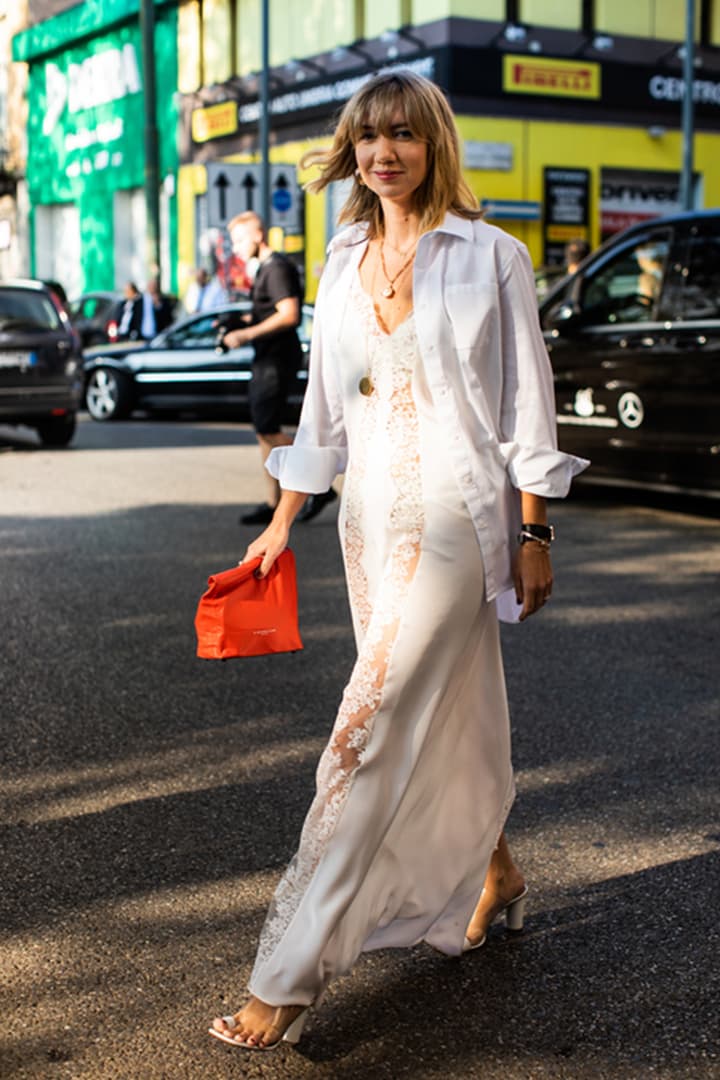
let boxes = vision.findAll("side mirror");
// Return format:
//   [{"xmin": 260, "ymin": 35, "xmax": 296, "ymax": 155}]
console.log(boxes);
[{"xmin": 545, "ymin": 301, "xmax": 581, "ymax": 334}]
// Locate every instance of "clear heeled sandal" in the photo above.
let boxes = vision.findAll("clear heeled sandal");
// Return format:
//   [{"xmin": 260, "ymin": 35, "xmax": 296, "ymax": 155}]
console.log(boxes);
[
  {"xmin": 208, "ymin": 1004, "xmax": 310, "ymax": 1051},
  {"xmin": 462, "ymin": 884, "xmax": 528, "ymax": 952}
]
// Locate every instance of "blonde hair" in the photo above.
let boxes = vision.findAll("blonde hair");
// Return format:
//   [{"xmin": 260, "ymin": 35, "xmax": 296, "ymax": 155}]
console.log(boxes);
[
  {"xmin": 227, "ymin": 211, "xmax": 265, "ymax": 235},
  {"xmin": 300, "ymin": 69, "xmax": 482, "ymax": 238}
]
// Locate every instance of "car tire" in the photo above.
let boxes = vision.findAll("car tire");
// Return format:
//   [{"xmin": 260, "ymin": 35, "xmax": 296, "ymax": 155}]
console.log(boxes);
[
  {"xmin": 35, "ymin": 413, "xmax": 77, "ymax": 448},
  {"xmin": 85, "ymin": 367, "xmax": 133, "ymax": 421}
]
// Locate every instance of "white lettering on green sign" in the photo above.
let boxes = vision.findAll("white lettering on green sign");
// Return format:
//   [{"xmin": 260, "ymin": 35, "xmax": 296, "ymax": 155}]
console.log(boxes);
[{"xmin": 42, "ymin": 43, "xmax": 141, "ymax": 136}]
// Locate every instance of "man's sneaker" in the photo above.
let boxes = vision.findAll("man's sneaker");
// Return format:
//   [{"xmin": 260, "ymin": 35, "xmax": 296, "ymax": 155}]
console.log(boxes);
[
  {"xmin": 296, "ymin": 488, "xmax": 338, "ymax": 523},
  {"xmin": 238, "ymin": 502, "xmax": 275, "ymax": 525}
]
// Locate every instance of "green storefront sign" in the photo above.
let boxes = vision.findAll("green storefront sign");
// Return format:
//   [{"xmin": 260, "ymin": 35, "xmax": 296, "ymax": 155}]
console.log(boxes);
[
  {"xmin": 27, "ymin": 26, "xmax": 146, "ymax": 201},
  {"xmin": 14, "ymin": 0, "xmax": 178, "ymax": 291}
]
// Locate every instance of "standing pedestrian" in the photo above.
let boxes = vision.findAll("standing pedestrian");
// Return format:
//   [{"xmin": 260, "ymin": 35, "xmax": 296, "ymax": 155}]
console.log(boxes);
[
  {"xmin": 142, "ymin": 278, "xmax": 174, "ymax": 338},
  {"xmin": 184, "ymin": 267, "xmax": 228, "ymax": 314},
  {"xmin": 209, "ymin": 69, "xmax": 588, "ymax": 1051},
  {"xmin": 564, "ymin": 237, "xmax": 591, "ymax": 275},
  {"xmin": 223, "ymin": 211, "xmax": 336, "ymax": 525},
  {"xmin": 115, "ymin": 281, "xmax": 144, "ymax": 341}
]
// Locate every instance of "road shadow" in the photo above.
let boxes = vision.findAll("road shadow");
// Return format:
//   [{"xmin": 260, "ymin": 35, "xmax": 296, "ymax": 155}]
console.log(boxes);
[{"xmin": 1, "ymin": 498, "xmax": 718, "ymax": 1077}]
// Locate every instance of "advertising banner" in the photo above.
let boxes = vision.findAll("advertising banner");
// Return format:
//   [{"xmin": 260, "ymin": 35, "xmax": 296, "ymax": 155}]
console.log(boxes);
[
  {"xmin": 543, "ymin": 168, "xmax": 591, "ymax": 266},
  {"xmin": 25, "ymin": 24, "xmax": 146, "ymax": 201}
]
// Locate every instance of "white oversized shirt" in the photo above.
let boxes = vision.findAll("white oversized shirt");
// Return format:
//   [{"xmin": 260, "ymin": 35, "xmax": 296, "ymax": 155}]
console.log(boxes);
[{"xmin": 268, "ymin": 213, "xmax": 588, "ymax": 611}]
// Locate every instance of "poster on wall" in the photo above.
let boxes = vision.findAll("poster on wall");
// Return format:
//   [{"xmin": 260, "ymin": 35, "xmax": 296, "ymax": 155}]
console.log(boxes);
[
  {"xmin": 543, "ymin": 167, "xmax": 590, "ymax": 266},
  {"xmin": 598, "ymin": 168, "xmax": 697, "ymax": 242}
]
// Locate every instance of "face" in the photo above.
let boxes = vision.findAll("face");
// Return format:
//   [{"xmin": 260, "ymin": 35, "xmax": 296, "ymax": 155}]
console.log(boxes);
[
  {"xmin": 230, "ymin": 221, "xmax": 262, "ymax": 262},
  {"xmin": 354, "ymin": 106, "xmax": 428, "ymax": 207}
]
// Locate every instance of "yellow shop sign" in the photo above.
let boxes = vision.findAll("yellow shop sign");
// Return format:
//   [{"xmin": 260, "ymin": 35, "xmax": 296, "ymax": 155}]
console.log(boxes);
[
  {"xmin": 503, "ymin": 55, "xmax": 600, "ymax": 99},
  {"xmin": 192, "ymin": 101, "xmax": 238, "ymax": 143}
]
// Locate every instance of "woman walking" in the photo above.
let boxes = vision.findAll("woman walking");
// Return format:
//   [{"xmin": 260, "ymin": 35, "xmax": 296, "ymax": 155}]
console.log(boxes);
[{"xmin": 209, "ymin": 69, "xmax": 587, "ymax": 1051}]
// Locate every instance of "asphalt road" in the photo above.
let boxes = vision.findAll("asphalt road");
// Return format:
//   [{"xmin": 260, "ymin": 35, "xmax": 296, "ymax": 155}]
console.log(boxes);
[{"xmin": 1, "ymin": 417, "xmax": 718, "ymax": 1080}]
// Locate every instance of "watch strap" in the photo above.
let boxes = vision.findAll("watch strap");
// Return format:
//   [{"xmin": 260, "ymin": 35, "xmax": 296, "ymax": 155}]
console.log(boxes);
[{"xmin": 520, "ymin": 523, "xmax": 555, "ymax": 542}]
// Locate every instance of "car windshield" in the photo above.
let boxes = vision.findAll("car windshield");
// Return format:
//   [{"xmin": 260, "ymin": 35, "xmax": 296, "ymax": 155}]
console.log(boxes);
[{"xmin": 0, "ymin": 289, "xmax": 62, "ymax": 332}]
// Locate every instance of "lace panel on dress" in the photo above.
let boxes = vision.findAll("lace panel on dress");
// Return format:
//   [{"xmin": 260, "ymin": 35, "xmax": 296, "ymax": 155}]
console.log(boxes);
[{"xmin": 251, "ymin": 291, "xmax": 425, "ymax": 982}]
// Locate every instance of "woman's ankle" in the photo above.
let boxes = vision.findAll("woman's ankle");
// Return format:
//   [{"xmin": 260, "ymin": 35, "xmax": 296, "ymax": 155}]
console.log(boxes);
[{"xmin": 484, "ymin": 868, "xmax": 525, "ymax": 899}]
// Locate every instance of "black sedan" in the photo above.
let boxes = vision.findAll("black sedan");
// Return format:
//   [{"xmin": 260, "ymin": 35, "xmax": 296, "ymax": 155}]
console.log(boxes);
[
  {"xmin": 83, "ymin": 302, "xmax": 313, "ymax": 421},
  {"xmin": 540, "ymin": 209, "xmax": 720, "ymax": 499},
  {"xmin": 0, "ymin": 279, "xmax": 83, "ymax": 446}
]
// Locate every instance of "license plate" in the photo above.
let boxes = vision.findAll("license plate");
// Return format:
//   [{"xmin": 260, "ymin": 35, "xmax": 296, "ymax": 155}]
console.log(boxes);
[{"xmin": 0, "ymin": 351, "xmax": 34, "ymax": 370}]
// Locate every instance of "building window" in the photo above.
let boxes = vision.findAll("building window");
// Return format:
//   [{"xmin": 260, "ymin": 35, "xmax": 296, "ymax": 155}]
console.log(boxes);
[
  {"xmin": 178, "ymin": 0, "xmax": 202, "ymax": 92},
  {"xmin": 595, "ymin": 0, "xmax": 701, "ymax": 41},
  {"xmin": 710, "ymin": 0, "xmax": 720, "ymax": 46},
  {"xmin": 203, "ymin": 0, "xmax": 233, "ymax": 84},
  {"xmin": 235, "ymin": 0, "xmax": 357, "ymax": 78},
  {"xmin": 519, "ymin": 0, "xmax": 581, "ymax": 30}
]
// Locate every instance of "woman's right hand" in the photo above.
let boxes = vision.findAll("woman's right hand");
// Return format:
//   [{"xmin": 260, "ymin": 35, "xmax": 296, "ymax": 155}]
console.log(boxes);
[
  {"xmin": 240, "ymin": 491, "xmax": 308, "ymax": 576},
  {"xmin": 241, "ymin": 521, "xmax": 290, "ymax": 578}
]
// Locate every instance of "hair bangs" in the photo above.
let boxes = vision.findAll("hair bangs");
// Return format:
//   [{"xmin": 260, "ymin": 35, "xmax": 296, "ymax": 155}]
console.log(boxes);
[{"xmin": 348, "ymin": 75, "xmax": 433, "ymax": 145}]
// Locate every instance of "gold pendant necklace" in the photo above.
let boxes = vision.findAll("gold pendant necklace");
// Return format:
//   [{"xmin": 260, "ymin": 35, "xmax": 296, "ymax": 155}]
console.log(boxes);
[
  {"xmin": 379, "ymin": 238, "xmax": 417, "ymax": 299},
  {"xmin": 358, "ymin": 251, "xmax": 382, "ymax": 396}
]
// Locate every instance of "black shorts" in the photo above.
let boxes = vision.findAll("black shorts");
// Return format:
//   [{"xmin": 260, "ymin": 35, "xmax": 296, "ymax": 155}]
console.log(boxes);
[{"xmin": 248, "ymin": 359, "xmax": 292, "ymax": 435}]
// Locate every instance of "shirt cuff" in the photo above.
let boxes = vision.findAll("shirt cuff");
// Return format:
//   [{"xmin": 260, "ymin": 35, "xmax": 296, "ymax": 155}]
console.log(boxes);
[
  {"xmin": 499, "ymin": 442, "xmax": 590, "ymax": 497},
  {"xmin": 266, "ymin": 445, "xmax": 347, "ymax": 494}
]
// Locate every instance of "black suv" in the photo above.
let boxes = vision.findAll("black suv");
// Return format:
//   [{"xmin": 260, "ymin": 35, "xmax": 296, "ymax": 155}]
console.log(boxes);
[
  {"xmin": 0, "ymin": 280, "xmax": 83, "ymax": 447},
  {"xmin": 540, "ymin": 210, "xmax": 720, "ymax": 498}
]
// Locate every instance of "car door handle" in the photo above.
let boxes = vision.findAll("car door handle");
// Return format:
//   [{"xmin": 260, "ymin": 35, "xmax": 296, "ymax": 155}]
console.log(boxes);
[
  {"xmin": 618, "ymin": 335, "xmax": 656, "ymax": 349},
  {"xmin": 668, "ymin": 335, "xmax": 708, "ymax": 349}
]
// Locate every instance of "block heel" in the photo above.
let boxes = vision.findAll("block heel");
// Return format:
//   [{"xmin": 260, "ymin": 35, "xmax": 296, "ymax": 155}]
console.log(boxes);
[
  {"xmin": 463, "ymin": 884, "xmax": 529, "ymax": 952},
  {"xmin": 505, "ymin": 885, "xmax": 528, "ymax": 931}
]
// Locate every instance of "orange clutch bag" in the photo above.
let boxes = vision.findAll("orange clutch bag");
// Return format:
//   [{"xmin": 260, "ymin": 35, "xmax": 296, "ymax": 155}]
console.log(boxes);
[{"xmin": 195, "ymin": 548, "xmax": 303, "ymax": 659}]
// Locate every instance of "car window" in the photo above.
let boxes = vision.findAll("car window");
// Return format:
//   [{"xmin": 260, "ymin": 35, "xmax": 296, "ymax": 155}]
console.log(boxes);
[
  {"xmin": 0, "ymin": 289, "xmax": 62, "ymax": 331},
  {"xmin": 300, "ymin": 307, "xmax": 313, "ymax": 341},
  {"xmin": 78, "ymin": 298, "xmax": 99, "ymax": 318},
  {"xmin": 675, "ymin": 229, "xmax": 720, "ymax": 320},
  {"xmin": 579, "ymin": 231, "xmax": 672, "ymax": 324},
  {"xmin": 164, "ymin": 314, "xmax": 220, "ymax": 348}
]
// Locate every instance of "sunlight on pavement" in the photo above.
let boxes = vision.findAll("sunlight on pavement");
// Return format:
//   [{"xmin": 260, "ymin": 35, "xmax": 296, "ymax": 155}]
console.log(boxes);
[
  {"xmin": 0, "ymin": 727, "xmax": 325, "ymax": 825},
  {"xmin": 1, "ymin": 442, "xmax": 267, "ymax": 516}
]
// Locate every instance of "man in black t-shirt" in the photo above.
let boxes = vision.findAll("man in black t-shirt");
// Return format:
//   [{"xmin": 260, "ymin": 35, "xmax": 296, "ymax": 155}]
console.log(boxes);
[{"xmin": 223, "ymin": 212, "xmax": 336, "ymax": 525}]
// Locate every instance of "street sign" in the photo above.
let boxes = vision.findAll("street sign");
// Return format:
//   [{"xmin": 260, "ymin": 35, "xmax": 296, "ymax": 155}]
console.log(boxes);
[
  {"xmin": 480, "ymin": 198, "xmax": 541, "ymax": 220},
  {"xmin": 206, "ymin": 162, "xmax": 302, "ymax": 231}
]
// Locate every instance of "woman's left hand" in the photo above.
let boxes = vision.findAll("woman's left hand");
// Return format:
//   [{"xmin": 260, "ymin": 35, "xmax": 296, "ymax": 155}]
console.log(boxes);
[{"xmin": 512, "ymin": 543, "xmax": 553, "ymax": 622}]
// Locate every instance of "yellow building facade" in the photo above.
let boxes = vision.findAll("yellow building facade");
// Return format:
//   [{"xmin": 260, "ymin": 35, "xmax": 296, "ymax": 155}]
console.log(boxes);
[{"xmin": 176, "ymin": 0, "xmax": 720, "ymax": 299}]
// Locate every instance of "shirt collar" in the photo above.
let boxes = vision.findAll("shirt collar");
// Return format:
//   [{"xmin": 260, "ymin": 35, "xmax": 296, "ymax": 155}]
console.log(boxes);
[
  {"xmin": 430, "ymin": 212, "xmax": 475, "ymax": 241},
  {"xmin": 326, "ymin": 212, "xmax": 474, "ymax": 254}
]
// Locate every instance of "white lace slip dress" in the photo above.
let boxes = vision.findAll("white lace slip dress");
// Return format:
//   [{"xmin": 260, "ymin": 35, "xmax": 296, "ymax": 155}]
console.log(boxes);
[{"xmin": 248, "ymin": 274, "xmax": 516, "ymax": 1007}]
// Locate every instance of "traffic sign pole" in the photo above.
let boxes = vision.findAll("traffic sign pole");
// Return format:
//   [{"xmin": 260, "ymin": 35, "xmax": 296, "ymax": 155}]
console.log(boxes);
[{"xmin": 260, "ymin": 0, "xmax": 270, "ymax": 228}]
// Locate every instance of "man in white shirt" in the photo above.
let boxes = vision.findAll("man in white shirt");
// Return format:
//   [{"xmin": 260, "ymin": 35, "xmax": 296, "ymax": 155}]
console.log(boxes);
[{"xmin": 184, "ymin": 268, "xmax": 228, "ymax": 314}]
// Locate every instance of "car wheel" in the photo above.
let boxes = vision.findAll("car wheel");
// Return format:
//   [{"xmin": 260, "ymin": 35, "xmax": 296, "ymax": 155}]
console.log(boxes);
[
  {"xmin": 35, "ymin": 413, "xmax": 77, "ymax": 448},
  {"xmin": 85, "ymin": 367, "xmax": 133, "ymax": 420}
]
